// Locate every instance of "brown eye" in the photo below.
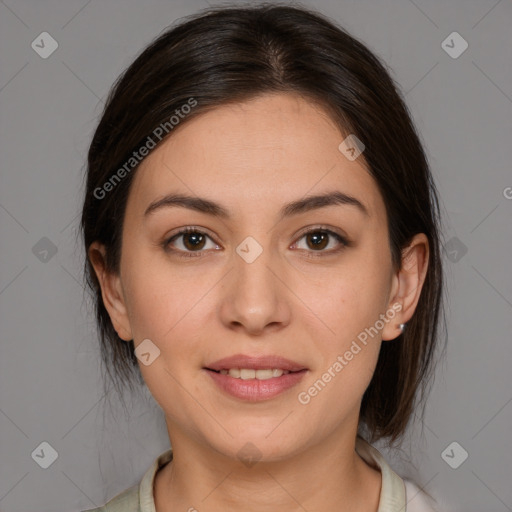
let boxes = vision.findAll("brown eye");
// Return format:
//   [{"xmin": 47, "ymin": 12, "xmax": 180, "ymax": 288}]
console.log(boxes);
[
  {"xmin": 293, "ymin": 228, "xmax": 347, "ymax": 254},
  {"xmin": 182, "ymin": 231, "xmax": 206, "ymax": 251},
  {"xmin": 305, "ymin": 231, "xmax": 329, "ymax": 250},
  {"xmin": 163, "ymin": 227, "xmax": 220, "ymax": 257}
]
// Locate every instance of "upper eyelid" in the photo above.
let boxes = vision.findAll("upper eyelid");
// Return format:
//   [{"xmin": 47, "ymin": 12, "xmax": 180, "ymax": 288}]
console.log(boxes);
[{"xmin": 293, "ymin": 224, "xmax": 346, "ymax": 240}]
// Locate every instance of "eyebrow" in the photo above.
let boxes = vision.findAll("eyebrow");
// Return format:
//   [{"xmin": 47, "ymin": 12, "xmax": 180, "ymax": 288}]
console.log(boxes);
[{"xmin": 144, "ymin": 190, "xmax": 369, "ymax": 219}]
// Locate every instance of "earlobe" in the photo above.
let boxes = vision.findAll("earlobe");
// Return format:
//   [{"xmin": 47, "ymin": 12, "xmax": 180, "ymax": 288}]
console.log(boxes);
[
  {"xmin": 382, "ymin": 234, "xmax": 429, "ymax": 341},
  {"xmin": 88, "ymin": 242, "xmax": 133, "ymax": 341}
]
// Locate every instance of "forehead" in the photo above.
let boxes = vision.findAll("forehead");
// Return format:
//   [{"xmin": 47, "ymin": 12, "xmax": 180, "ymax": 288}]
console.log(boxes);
[{"xmin": 127, "ymin": 93, "xmax": 385, "ymax": 221}]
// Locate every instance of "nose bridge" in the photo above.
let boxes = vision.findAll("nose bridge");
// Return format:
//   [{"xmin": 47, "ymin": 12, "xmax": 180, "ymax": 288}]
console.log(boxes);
[
  {"xmin": 233, "ymin": 233, "xmax": 278, "ymax": 299},
  {"xmin": 219, "ymin": 233, "xmax": 290, "ymax": 333}
]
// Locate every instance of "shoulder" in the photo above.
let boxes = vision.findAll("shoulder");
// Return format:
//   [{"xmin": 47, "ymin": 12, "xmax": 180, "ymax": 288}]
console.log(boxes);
[
  {"xmin": 82, "ymin": 483, "xmax": 139, "ymax": 512},
  {"xmin": 404, "ymin": 479, "xmax": 440, "ymax": 512},
  {"xmin": 355, "ymin": 436, "xmax": 442, "ymax": 512},
  {"xmin": 81, "ymin": 448, "xmax": 173, "ymax": 512}
]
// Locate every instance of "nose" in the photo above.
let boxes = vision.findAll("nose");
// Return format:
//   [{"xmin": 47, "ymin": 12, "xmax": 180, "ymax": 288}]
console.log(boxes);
[{"xmin": 218, "ymin": 241, "xmax": 292, "ymax": 336}]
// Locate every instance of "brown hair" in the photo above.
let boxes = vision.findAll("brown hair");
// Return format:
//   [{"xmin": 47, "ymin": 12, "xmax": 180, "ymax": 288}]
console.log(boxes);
[{"xmin": 80, "ymin": 3, "xmax": 445, "ymax": 445}]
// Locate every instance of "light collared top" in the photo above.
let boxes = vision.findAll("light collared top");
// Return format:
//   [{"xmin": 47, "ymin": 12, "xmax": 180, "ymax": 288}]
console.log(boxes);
[{"xmin": 83, "ymin": 437, "xmax": 439, "ymax": 512}]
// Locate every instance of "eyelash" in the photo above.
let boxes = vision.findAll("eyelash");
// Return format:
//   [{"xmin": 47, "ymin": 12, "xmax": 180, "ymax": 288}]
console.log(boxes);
[{"xmin": 162, "ymin": 225, "xmax": 349, "ymax": 260}]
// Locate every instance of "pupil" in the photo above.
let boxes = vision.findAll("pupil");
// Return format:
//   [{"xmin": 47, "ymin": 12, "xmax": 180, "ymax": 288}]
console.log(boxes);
[
  {"xmin": 308, "ymin": 232, "xmax": 327, "ymax": 250},
  {"xmin": 185, "ymin": 232, "xmax": 205, "ymax": 250}
]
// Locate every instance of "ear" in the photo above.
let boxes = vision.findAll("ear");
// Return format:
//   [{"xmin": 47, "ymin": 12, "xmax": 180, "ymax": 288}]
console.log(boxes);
[
  {"xmin": 382, "ymin": 233, "xmax": 429, "ymax": 341},
  {"xmin": 88, "ymin": 241, "xmax": 133, "ymax": 341}
]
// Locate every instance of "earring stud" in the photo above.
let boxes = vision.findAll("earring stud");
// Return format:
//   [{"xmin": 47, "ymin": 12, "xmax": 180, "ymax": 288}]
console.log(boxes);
[{"xmin": 399, "ymin": 323, "xmax": 406, "ymax": 333}]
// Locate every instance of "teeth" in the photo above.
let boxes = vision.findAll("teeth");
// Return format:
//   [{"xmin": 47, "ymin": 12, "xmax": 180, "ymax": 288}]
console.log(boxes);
[
  {"xmin": 218, "ymin": 368, "xmax": 291, "ymax": 380},
  {"xmin": 240, "ymin": 369, "xmax": 255, "ymax": 380}
]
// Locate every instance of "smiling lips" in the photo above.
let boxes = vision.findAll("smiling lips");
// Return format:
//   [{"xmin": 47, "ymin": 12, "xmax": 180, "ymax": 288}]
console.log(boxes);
[
  {"xmin": 206, "ymin": 354, "xmax": 307, "ymax": 372},
  {"xmin": 220, "ymin": 368, "xmax": 290, "ymax": 379},
  {"xmin": 204, "ymin": 354, "xmax": 308, "ymax": 401}
]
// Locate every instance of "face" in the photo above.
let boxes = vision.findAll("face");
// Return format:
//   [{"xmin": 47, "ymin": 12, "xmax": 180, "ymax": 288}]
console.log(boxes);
[{"xmin": 92, "ymin": 92, "xmax": 419, "ymax": 462}]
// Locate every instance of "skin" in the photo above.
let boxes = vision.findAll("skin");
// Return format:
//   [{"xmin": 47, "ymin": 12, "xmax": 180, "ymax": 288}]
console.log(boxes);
[{"xmin": 89, "ymin": 92, "xmax": 429, "ymax": 512}]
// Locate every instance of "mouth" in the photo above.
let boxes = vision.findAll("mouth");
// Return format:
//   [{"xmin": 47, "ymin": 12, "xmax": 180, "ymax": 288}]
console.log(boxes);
[
  {"xmin": 203, "ymin": 354, "xmax": 308, "ymax": 401},
  {"xmin": 206, "ymin": 368, "xmax": 304, "ymax": 380},
  {"xmin": 205, "ymin": 354, "xmax": 308, "ymax": 373}
]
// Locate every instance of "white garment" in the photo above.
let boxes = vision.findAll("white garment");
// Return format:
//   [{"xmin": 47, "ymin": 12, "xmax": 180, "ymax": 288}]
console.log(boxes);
[
  {"xmin": 404, "ymin": 480, "xmax": 440, "ymax": 511},
  {"xmin": 84, "ymin": 436, "xmax": 440, "ymax": 511}
]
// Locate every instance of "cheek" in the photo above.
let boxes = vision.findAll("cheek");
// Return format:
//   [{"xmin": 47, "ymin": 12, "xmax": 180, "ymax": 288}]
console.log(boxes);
[
  {"xmin": 298, "ymin": 277, "xmax": 385, "ymax": 421},
  {"xmin": 121, "ymin": 249, "xmax": 216, "ymax": 363},
  {"xmin": 309, "ymin": 255, "xmax": 390, "ymax": 342},
  {"xmin": 122, "ymin": 276, "xmax": 174, "ymax": 342},
  {"xmin": 121, "ymin": 260, "xmax": 211, "ymax": 414},
  {"xmin": 300, "ymin": 249, "xmax": 390, "ymax": 405}
]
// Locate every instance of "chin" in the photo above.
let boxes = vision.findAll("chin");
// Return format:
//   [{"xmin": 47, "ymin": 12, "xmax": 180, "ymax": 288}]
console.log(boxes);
[{"xmin": 208, "ymin": 426, "xmax": 306, "ymax": 464}]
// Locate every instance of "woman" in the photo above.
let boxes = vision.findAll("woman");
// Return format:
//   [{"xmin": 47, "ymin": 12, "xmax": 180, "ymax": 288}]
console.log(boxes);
[{"xmin": 81, "ymin": 4, "xmax": 445, "ymax": 511}]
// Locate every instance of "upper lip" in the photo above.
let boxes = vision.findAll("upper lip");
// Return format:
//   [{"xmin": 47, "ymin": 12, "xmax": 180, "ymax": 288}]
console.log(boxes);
[{"xmin": 205, "ymin": 354, "xmax": 308, "ymax": 372}]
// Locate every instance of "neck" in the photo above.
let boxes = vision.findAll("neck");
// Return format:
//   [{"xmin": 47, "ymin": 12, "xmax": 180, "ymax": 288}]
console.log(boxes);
[{"xmin": 154, "ymin": 425, "xmax": 381, "ymax": 512}]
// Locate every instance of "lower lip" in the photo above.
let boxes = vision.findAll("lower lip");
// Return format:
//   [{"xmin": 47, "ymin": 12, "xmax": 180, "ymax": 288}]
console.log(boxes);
[{"xmin": 205, "ymin": 369, "xmax": 308, "ymax": 401}]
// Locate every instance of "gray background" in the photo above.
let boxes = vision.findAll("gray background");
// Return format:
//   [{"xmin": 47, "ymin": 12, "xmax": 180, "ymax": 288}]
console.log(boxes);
[{"xmin": 0, "ymin": 0, "xmax": 511, "ymax": 511}]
